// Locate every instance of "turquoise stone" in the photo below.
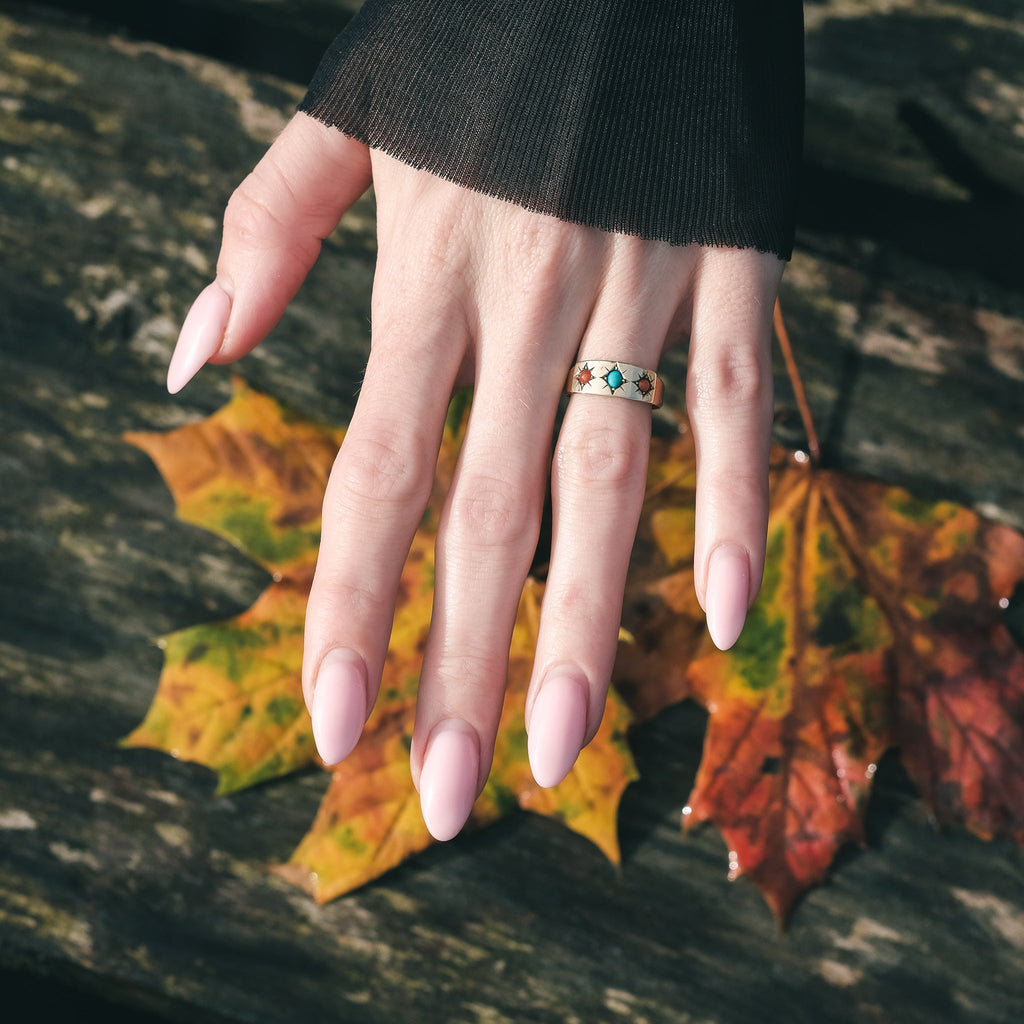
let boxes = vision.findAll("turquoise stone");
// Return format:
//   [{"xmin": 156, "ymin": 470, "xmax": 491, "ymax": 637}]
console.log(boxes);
[{"xmin": 606, "ymin": 368, "xmax": 623, "ymax": 390}]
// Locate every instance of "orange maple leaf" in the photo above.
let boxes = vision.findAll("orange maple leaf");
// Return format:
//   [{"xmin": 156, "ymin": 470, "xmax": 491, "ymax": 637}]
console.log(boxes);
[{"xmin": 617, "ymin": 425, "xmax": 1024, "ymax": 919}]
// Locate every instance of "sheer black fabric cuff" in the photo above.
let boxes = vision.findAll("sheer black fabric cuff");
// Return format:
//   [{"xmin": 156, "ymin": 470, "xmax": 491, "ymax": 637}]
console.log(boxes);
[{"xmin": 299, "ymin": 0, "xmax": 803, "ymax": 259}]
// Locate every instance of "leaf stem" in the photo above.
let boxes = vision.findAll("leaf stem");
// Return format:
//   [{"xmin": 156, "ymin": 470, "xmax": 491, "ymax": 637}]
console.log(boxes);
[{"xmin": 774, "ymin": 300, "xmax": 821, "ymax": 466}]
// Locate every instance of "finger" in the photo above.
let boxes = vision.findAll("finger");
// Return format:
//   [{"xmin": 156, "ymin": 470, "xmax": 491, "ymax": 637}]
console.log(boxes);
[
  {"xmin": 686, "ymin": 248, "xmax": 784, "ymax": 650},
  {"xmin": 410, "ymin": 353, "xmax": 565, "ymax": 838},
  {"xmin": 409, "ymin": 216, "xmax": 600, "ymax": 839},
  {"xmin": 302, "ymin": 294, "xmax": 469, "ymax": 765},
  {"xmin": 302, "ymin": 160, "xmax": 489, "ymax": 784},
  {"xmin": 526, "ymin": 238, "xmax": 695, "ymax": 787},
  {"xmin": 167, "ymin": 113, "xmax": 371, "ymax": 392}
]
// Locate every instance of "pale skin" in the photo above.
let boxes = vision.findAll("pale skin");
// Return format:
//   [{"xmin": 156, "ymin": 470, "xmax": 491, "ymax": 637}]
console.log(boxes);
[{"xmin": 168, "ymin": 113, "xmax": 783, "ymax": 841}]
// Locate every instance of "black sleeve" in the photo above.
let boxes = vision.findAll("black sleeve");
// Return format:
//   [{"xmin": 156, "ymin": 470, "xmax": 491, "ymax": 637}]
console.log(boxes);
[{"xmin": 298, "ymin": 0, "xmax": 803, "ymax": 259}]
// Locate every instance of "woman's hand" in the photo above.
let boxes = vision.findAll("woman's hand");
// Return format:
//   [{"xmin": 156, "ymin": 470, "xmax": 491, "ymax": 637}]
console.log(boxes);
[{"xmin": 168, "ymin": 113, "xmax": 784, "ymax": 840}]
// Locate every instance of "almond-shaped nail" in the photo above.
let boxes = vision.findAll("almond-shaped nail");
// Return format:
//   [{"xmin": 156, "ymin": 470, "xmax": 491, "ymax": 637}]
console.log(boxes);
[
  {"xmin": 167, "ymin": 281, "xmax": 231, "ymax": 394},
  {"xmin": 419, "ymin": 720, "xmax": 480, "ymax": 842},
  {"xmin": 311, "ymin": 649, "xmax": 367, "ymax": 765},
  {"xmin": 528, "ymin": 673, "xmax": 589, "ymax": 789},
  {"xmin": 706, "ymin": 544, "xmax": 750, "ymax": 651}
]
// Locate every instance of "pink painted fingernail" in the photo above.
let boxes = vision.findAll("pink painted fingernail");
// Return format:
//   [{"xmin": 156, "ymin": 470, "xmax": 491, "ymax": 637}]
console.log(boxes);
[
  {"xmin": 167, "ymin": 281, "xmax": 231, "ymax": 394},
  {"xmin": 706, "ymin": 544, "xmax": 751, "ymax": 651},
  {"xmin": 528, "ymin": 673, "xmax": 589, "ymax": 789},
  {"xmin": 311, "ymin": 650, "xmax": 368, "ymax": 765},
  {"xmin": 419, "ymin": 720, "xmax": 480, "ymax": 842}
]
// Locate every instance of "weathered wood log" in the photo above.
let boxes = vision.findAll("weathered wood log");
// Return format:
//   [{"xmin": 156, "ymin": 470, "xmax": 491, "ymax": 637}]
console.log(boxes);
[{"xmin": 1, "ymin": 2, "xmax": 1023, "ymax": 1022}]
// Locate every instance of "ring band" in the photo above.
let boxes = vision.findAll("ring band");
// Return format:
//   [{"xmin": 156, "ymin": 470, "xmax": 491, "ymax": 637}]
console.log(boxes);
[{"xmin": 565, "ymin": 360, "xmax": 664, "ymax": 409}]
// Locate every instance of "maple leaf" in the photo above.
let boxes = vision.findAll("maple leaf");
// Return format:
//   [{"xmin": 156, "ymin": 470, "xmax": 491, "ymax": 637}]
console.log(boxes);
[
  {"xmin": 127, "ymin": 381, "xmax": 344, "ymax": 580},
  {"xmin": 126, "ymin": 381, "xmax": 636, "ymax": 896},
  {"xmin": 277, "ymin": 578, "xmax": 636, "ymax": 902},
  {"xmin": 128, "ymin": 379, "xmax": 1024, "ymax": 918},
  {"xmin": 124, "ymin": 381, "xmax": 342, "ymax": 792},
  {"xmin": 618, "ymin": 424, "xmax": 1024, "ymax": 920},
  {"xmin": 615, "ymin": 421, "xmax": 710, "ymax": 722}
]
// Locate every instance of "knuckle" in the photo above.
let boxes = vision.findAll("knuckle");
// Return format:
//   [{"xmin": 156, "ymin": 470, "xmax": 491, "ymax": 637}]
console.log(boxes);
[
  {"xmin": 444, "ymin": 473, "xmax": 536, "ymax": 551},
  {"xmin": 421, "ymin": 207, "xmax": 466, "ymax": 274},
  {"xmin": 311, "ymin": 576, "xmax": 384, "ymax": 623},
  {"xmin": 500, "ymin": 214, "xmax": 584, "ymax": 294},
  {"xmin": 222, "ymin": 168, "xmax": 320, "ymax": 264},
  {"xmin": 223, "ymin": 177, "xmax": 286, "ymax": 249},
  {"xmin": 382, "ymin": 189, "xmax": 469, "ymax": 279},
  {"xmin": 506, "ymin": 215, "xmax": 561, "ymax": 269},
  {"xmin": 431, "ymin": 649, "xmax": 499, "ymax": 687},
  {"xmin": 703, "ymin": 467, "xmax": 770, "ymax": 513},
  {"xmin": 687, "ymin": 346, "xmax": 769, "ymax": 411},
  {"xmin": 544, "ymin": 580, "xmax": 602, "ymax": 630},
  {"xmin": 555, "ymin": 424, "xmax": 649, "ymax": 491},
  {"xmin": 332, "ymin": 433, "xmax": 431, "ymax": 508}
]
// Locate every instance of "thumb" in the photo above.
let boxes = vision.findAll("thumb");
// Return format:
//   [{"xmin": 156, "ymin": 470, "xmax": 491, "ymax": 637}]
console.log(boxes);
[{"xmin": 168, "ymin": 113, "xmax": 371, "ymax": 393}]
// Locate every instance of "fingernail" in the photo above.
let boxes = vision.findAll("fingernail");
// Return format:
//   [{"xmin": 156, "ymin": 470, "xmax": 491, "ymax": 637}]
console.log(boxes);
[
  {"xmin": 167, "ymin": 281, "xmax": 231, "ymax": 394},
  {"xmin": 419, "ymin": 720, "xmax": 480, "ymax": 842},
  {"xmin": 528, "ymin": 673, "xmax": 589, "ymax": 789},
  {"xmin": 706, "ymin": 544, "xmax": 750, "ymax": 651},
  {"xmin": 311, "ymin": 650, "xmax": 367, "ymax": 765}
]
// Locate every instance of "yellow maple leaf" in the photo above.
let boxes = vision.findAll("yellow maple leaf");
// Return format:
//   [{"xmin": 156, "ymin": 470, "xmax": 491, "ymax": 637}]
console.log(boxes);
[{"xmin": 126, "ymin": 381, "xmax": 637, "ymax": 897}]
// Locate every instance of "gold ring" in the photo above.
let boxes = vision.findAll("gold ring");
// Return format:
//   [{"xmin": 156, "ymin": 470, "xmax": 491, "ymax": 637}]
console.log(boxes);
[{"xmin": 565, "ymin": 360, "xmax": 663, "ymax": 409}]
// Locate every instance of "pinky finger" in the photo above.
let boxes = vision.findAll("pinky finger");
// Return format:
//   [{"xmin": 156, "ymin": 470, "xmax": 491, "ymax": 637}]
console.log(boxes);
[{"xmin": 686, "ymin": 249, "xmax": 782, "ymax": 650}]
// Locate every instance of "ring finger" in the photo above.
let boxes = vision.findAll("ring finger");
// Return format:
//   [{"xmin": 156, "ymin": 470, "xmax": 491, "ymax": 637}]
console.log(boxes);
[{"xmin": 526, "ymin": 239, "xmax": 696, "ymax": 786}]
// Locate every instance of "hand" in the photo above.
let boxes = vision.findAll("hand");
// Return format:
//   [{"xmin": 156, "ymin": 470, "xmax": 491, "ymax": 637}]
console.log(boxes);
[{"xmin": 168, "ymin": 113, "xmax": 784, "ymax": 840}]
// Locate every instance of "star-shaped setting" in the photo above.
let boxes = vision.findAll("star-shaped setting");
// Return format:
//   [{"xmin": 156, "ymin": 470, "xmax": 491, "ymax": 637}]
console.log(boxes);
[
  {"xmin": 633, "ymin": 371, "xmax": 656, "ymax": 400},
  {"xmin": 602, "ymin": 364, "xmax": 626, "ymax": 393},
  {"xmin": 574, "ymin": 363, "xmax": 596, "ymax": 389}
]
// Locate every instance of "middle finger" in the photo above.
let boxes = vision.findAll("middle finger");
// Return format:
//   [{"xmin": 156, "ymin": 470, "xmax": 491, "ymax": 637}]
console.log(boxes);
[{"xmin": 410, "ymin": 215, "xmax": 602, "ymax": 840}]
